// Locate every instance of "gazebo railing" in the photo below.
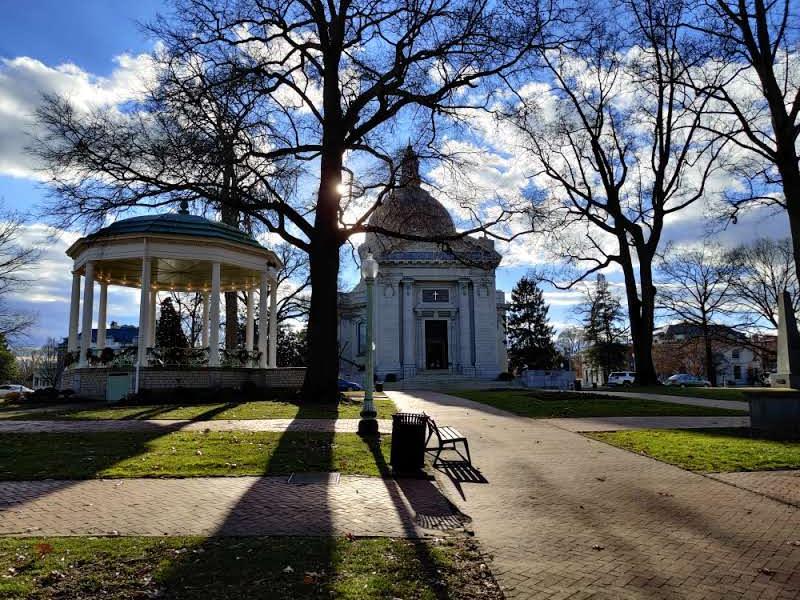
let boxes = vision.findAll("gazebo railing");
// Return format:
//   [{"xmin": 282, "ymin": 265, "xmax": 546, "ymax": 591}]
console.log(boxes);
[
  {"xmin": 221, "ymin": 348, "xmax": 262, "ymax": 368},
  {"xmin": 146, "ymin": 347, "xmax": 209, "ymax": 368},
  {"xmin": 69, "ymin": 346, "xmax": 263, "ymax": 369}
]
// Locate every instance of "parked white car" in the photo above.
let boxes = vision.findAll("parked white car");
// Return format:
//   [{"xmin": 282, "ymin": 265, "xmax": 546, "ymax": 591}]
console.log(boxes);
[
  {"xmin": 0, "ymin": 384, "xmax": 34, "ymax": 397},
  {"xmin": 665, "ymin": 373, "xmax": 711, "ymax": 387},
  {"xmin": 607, "ymin": 371, "xmax": 636, "ymax": 386}
]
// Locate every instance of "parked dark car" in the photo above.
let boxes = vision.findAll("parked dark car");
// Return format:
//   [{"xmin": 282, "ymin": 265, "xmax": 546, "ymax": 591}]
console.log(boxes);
[{"xmin": 338, "ymin": 378, "xmax": 364, "ymax": 392}]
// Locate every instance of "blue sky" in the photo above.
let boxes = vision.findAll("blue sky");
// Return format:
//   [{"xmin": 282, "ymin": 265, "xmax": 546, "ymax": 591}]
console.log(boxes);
[{"xmin": 0, "ymin": 1, "xmax": 791, "ymax": 347}]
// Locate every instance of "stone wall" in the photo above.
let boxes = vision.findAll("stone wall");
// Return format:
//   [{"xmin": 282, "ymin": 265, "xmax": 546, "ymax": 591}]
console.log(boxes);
[{"xmin": 61, "ymin": 367, "xmax": 306, "ymax": 401}]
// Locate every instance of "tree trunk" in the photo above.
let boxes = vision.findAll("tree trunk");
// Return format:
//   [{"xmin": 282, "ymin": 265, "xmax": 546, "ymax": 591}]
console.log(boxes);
[
  {"xmin": 620, "ymin": 246, "xmax": 659, "ymax": 385},
  {"xmin": 225, "ymin": 292, "xmax": 238, "ymax": 349},
  {"xmin": 302, "ymin": 145, "xmax": 343, "ymax": 402},
  {"xmin": 782, "ymin": 167, "xmax": 800, "ymax": 287},
  {"xmin": 702, "ymin": 320, "xmax": 717, "ymax": 387}
]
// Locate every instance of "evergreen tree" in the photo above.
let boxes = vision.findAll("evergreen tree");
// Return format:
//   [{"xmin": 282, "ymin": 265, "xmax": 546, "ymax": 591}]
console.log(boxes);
[
  {"xmin": 0, "ymin": 335, "xmax": 17, "ymax": 383},
  {"xmin": 155, "ymin": 298, "xmax": 189, "ymax": 348},
  {"xmin": 276, "ymin": 326, "xmax": 308, "ymax": 367},
  {"xmin": 581, "ymin": 275, "xmax": 628, "ymax": 378},
  {"xmin": 507, "ymin": 276, "xmax": 560, "ymax": 372}
]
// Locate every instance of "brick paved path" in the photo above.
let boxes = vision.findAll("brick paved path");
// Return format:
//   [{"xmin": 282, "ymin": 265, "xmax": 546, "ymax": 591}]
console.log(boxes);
[
  {"xmin": 390, "ymin": 390, "xmax": 800, "ymax": 599},
  {"xmin": 581, "ymin": 390, "xmax": 749, "ymax": 411},
  {"xmin": 0, "ymin": 418, "xmax": 392, "ymax": 434},
  {"xmin": 0, "ymin": 475, "xmax": 458, "ymax": 538},
  {"xmin": 709, "ymin": 471, "xmax": 800, "ymax": 508},
  {"xmin": 545, "ymin": 415, "xmax": 750, "ymax": 432}
]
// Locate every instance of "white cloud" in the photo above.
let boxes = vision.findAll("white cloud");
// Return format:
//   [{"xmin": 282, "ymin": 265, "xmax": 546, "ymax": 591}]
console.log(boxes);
[{"xmin": 0, "ymin": 52, "xmax": 156, "ymax": 179}]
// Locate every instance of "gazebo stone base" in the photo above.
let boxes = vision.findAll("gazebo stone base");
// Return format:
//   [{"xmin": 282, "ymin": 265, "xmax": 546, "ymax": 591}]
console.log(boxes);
[{"xmin": 61, "ymin": 367, "xmax": 306, "ymax": 401}]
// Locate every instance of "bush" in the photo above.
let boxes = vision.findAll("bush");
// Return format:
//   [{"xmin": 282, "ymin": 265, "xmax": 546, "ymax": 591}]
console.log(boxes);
[
  {"xmin": 385, "ymin": 373, "xmax": 397, "ymax": 383},
  {"xmin": 2, "ymin": 391, "xmax": 22, "ymax": 403},
  {"xmin": 27, "ymin": 387, "xmax": 59, "ymax": 403},
  {"xmin": 496, "ymin": 372, "xmax": 515, "ymax": 381}
]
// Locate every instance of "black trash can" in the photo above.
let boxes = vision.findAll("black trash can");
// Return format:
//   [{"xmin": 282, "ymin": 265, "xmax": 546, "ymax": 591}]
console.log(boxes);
[{"xmin": 390, "ymin": 412, "xmax": 429, "ymax": 473}]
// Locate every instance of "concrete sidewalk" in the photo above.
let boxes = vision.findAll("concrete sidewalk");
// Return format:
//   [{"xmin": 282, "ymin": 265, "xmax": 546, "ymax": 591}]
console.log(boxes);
[
  {"xmin": 580, "ymin": 389, "xmax": 749, "ymax": 411},
  {"xmin": 0, "ymin": 418, "xmax": 392, "ymax": 434},
  {"xmin": 544, "ymin": 415, "xmax": 750, "ymax": 432},
  {"xmin": 389, "ymin": 390, "xmax": 800, "ymax": 599}
]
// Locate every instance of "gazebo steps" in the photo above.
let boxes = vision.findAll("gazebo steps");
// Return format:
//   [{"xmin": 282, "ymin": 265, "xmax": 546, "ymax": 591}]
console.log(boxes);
[{"xmin": 383, "ymin": 372, "xmax": 522, "ymax": 391}]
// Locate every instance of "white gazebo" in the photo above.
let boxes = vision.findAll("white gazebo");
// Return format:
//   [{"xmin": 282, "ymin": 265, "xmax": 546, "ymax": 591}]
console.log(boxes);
[{"xmin": 61, "ymin": 206, "xmax": 303, "ymax": 399}]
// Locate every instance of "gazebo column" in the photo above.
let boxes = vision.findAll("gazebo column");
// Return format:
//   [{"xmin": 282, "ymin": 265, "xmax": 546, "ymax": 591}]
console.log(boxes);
[
  {"xmin": 137, "ymin": 258, "xmax": 152, "ymax": 367},
  {"xmin": 68, "ymin": 271, "xmax": 81, "ymax": 353},
  {"xmin": 148, "ymin": 290, "xmax": 158, "ymax": 347},
  {"xmin": 79, "ymin": 262, "xmax": 95, "ymax": 367},
  {"xmin": 201, "ymin": 292, "xmax": 209, "ymax": 348},
  {"xmin": 97, "ymin": 282, "xmax": 108, "ymax": 348},
  {"xmin": 258, "ymin": 271, "xmax": 268, "ymax": 368},
  {"xmin": 208, "ymin": 262, "xmax": 221, "ymax": 366},
  {"xmin": 268, "ymin": 278, "xmax": 278, "ymax": 368},
  {"xmin": 245, "ymin": 287, "xmax": 255, "ymax": 355}
]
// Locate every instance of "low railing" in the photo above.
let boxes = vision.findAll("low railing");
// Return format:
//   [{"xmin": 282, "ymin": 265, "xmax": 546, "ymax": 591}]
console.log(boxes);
[{"xmin": 68, "ymin": 346, "xmax": 263, "ymax": 369}]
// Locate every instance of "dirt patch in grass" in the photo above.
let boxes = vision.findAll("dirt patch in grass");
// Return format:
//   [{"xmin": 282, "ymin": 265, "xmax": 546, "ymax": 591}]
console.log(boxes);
[{"xmin": 0, "ymin": 535, "xmax": 500, "ymax": 600}]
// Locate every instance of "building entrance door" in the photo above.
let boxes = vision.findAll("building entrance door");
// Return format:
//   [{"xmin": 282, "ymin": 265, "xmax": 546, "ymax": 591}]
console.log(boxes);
[{"xmin": 425, "ymin": 320, "xmax": 448, "ymax": 370}]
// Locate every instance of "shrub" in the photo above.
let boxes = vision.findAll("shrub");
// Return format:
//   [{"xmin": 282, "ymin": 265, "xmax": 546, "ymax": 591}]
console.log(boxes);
[
  {"xmin": 385, "ymin": 373, "xmax": 397, "ymax": 382},
  {"xmin": 497, "ymin": 372, "xmax": 515, "ymax": 381}
]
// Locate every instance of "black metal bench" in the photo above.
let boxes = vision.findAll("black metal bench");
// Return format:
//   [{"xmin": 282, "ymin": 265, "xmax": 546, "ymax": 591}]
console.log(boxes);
[{"xmin": 426, "ymin": 418, "xmax": 472, "ymax": 466}]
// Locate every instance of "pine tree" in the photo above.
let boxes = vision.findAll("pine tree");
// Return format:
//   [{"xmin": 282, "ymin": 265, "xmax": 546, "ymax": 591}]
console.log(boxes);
[
  {"xmin": 507, "ymin": 276, "xmax": 560, "ymax": 372},
  {"xmin": 581, "ymin": 275, "xmax": 628, "ymax": 377},
  {"xmin": 155, "ymin": 298, "xmax": 189, "ymax": 349},
  {"xmin": 0, "ymin": 335, "xmax": 18, "ymax": 383}
]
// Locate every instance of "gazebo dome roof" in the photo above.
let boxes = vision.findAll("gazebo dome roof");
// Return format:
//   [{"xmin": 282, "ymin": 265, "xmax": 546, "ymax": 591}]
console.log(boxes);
[{"xmin": 84, "ymin": 212, "xmax": 264, "ymax": 249}]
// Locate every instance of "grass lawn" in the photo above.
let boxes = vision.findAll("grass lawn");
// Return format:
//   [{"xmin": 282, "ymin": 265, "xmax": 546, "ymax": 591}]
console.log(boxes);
[
  {"xmin": 605, "ymin": 386, "xmax": 791, "ymax": 402},
  {"xmin": 0, "ymin": 535, "xmax": 499, "ymax": 600},
  {"xmin": 589, "ymin": 428, "xmax": 800, "ymax": 472},
  {"xmin": 0, "ymin": 397, "xmax": 397, "ymax": 421},
  {"xmin": 448, "ymin": 389, "xmax": 747, "ymax": 418},
  {"xmin": 0, "ymin": 431, "xmax": 391, "ymax": 479}
]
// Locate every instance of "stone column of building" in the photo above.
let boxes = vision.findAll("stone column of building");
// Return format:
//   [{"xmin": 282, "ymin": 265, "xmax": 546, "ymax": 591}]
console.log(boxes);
[
  {"xmin": 268, "ymin": 278, "xmax": 278, "ymax": 367},
  {"xmin": 137, "ymin": 258, "xmax": 152, "ymax": 367},
  {"xmin": 458, "ymin": 278, "xmax": 473, "ymax": 375},
  {"xmin": 402, "ymin": 278, "xmax": 415, "ymax": 378},
  {"xmin": 208, "ymin": 262, "xmax": 221, "ymax": 366},
  {"xmin": 79, "ymin": 261, "xmax": 95, "ymax": 367},
  {"xmin": 258, "ymin": 271, "xmax": 268, "ymax": 368},
  {"xmin": 97, "ymin": 282, "xmax": 108, "ymax": 348},
  {"xmin": 68, "ymin": 272, "xmax": 81, "ymax": 353}
]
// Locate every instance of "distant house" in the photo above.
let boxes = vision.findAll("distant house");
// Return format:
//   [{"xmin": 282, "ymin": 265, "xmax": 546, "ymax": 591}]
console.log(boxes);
[
  {"xmin": 62, "ymin": 323, "xmax": 139, "ymax": 350},
  {"xmin": 652, "ymin": 323, "xmax": 776, "ymax": 385}
]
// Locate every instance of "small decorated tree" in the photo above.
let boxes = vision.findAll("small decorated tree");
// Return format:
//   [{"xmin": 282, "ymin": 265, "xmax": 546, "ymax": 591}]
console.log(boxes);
[{"xmin": 155, "ymin": 298, "xmax": 189, "ymax": 349}]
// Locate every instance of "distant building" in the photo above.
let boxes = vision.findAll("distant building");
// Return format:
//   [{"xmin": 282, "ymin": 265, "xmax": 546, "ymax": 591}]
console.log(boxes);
[
  {"xmin": 62, "ymin": 323, "xmax": 139, "ymax": 350},
  {"xmin": 652, "ymin": 323, "xmax": 776, "ymax": 385}
]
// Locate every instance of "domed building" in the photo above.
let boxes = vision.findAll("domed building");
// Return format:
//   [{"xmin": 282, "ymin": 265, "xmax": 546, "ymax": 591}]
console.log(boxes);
[{"xmin": 338, "ymin": 147, "xmax": 508, "ymax": 385}]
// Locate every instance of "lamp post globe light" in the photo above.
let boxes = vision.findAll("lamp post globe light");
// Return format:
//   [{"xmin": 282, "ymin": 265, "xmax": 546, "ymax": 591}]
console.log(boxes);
[{"xmin": 359, "ymin": 252, "xmax": 379, "ymax": 435}]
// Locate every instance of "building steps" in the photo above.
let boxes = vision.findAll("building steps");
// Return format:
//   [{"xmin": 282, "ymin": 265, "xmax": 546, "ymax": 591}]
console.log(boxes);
[{"xmin": 383, "ymin": 371, "xmax": 521, "ymax": 391}]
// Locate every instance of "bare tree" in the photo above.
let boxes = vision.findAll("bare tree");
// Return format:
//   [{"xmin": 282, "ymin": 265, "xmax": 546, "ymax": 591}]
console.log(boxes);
[
  {"xmin": 34, "ymin": 0, "xmax": 559, "ymax": 400},
  {"xmin": 726, "ymin": 237, "xmax": 798, "ymax": 328},
  {"xmin": 31, "ymin": 338, "xmax": 65, "ymax": 388},
  {"xmin": 656, "ymin": 244, "xmax": 742, "ymax": 386},
  {"xmin": 505, "ymin": 0, "xmax": 728, "ymax": 384},
  {"xmin": 691, "ymin": 1, "xmax": 800, "ymax": 281},
  {"xmin": 0, "ymin": 206, "xmax": 39, "ymax": 339}
]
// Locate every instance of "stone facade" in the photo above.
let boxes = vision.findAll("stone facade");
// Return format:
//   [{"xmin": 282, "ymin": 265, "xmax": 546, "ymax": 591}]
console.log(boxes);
[
  {"xmin": 61, "ymin": 367, "xmax": 306, "ymax": 400},
  {"xmin": 338, "ymin": 148, "xmax": 508, "ymax": 383}
]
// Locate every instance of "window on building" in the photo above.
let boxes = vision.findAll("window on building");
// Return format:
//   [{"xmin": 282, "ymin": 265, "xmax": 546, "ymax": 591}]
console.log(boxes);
[
  {"xmin": 733, "ymin": 365, "xmax": 742, "ymax": 380},
  {"xmin": 732, "ymin": 348, "xmax": 740, "ymax": 359},
  {"xmin": 357, "ymin": 321, "xmax": 366, "ymax": 356},
  {"xmin": 422, "ymin": 289, "xmax": 449, "ymax": 303}
]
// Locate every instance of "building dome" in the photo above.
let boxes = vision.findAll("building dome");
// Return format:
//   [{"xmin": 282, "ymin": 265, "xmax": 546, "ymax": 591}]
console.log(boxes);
[{"xmin": 362, "ymin": 146, "xmax": 456, "ymax": 256}]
